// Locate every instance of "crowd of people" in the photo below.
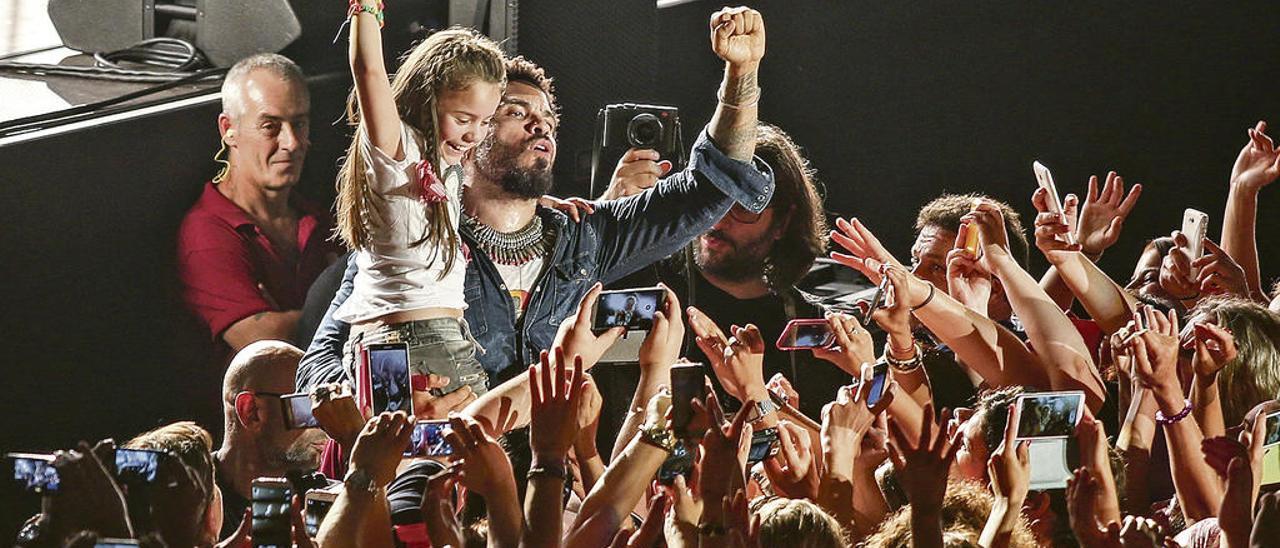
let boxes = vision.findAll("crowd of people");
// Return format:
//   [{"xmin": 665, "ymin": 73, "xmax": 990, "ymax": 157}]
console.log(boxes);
[{"xmin": 14, "ymin": 3, "xmax": 1280, "ymax": 547}]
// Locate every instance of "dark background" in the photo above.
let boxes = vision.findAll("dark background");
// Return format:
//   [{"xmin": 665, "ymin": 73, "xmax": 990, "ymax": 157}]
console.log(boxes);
[{"xmin": 4, "ymin": 0, "xmax": 1280, "ymax": 538}]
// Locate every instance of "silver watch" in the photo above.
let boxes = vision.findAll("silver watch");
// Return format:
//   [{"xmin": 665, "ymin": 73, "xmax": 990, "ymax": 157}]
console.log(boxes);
[{"xmin": 747, "ymin": 399, "xmax": 779, "ymax": 423}]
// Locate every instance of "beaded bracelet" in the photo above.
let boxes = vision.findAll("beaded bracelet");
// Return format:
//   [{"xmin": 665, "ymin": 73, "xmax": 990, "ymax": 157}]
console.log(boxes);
[
  {"xmin": 347, "ymin": 1, "xmax": 385, "ymax": 28},
  {"xmin": 1155, "ymin": 398, "xmax": 1193, "ymax": 426}
]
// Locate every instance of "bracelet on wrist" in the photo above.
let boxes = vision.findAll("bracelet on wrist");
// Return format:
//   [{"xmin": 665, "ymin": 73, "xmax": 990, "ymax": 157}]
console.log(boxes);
[
  {"xmin": 527, "ymin": 462, "xmax": 568, "ymax": 481},
  {"xmin": 347, "ymin": 1, "xmax": 386, "ymax": 28},
  {"xmin": 638, "ymin": 423, "xmax": 677, "ymax": 452},
  {"xmin": 717, "ymin": 87, "xmax": 761, "ymax": 109},
  {"xmin": 910, "ymin": 283, "xmax": 936, "ymax": 312},
  {"xmin": 1155, "ymin": 398, "xmax": 1193, "ymax": 426},
  {"xmin": 884, "ymin": 341, "xmax": 924, "ymax": 372}
]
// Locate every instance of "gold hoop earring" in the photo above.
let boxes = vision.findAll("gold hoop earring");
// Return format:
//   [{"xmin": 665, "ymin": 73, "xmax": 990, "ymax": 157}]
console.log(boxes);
[{"xmin": 212, "ymin": 139, "xmax": 230, "ymax": 184}]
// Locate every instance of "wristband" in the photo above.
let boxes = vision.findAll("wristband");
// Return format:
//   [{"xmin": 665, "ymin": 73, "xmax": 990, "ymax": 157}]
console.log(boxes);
[
  {"xmin": 884, "ymin": 341, "xmax": 924, "ymax": 373},
  {"xmin": 639, "ymin": 423, "xmax": 677, "ymax": 452},
  {"xmin": 910, "ymin": 283, "xmax": 936, "ymax": 312},
  {"xmin": 527, "ymin": 462, "xmax": 568, "ymax": 481},
  {"xmin": 717, "ymin": 87, "xmax": 761, "ymax": 109},
  {"xmin": 348, "ymin": 1, "xmax": 385, "ymax": 28},
  {"xmin": 1155, "ymin": 399, "xmax": 1193, "ymax": 426}
]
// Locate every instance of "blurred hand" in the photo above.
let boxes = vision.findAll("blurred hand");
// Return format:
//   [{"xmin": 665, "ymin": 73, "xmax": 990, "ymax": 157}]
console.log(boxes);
[
  {"xmin": 693, "ymin": 389, "xmax": 752, "ymax": 498},
  {"xmin": 1032, "ymin": 186, "xmax": 1083, "ymax": 265},
  {"xmin": 574, "ymin": 373, "xmax": 603, "ymax": 459},
  {"xmin": 822, "ymin": 378, "xmax": 893, "ymax": 480},
  {"xmin": 987, "ymin": 405, "xmax": 1030, "ymax": 506},
  {"xmin": 311, "ymin": 383, "xmax": 365, "ymax": 449},
  {"xmin": 1191, "ymin": 321, "xmax": 1237, "ymax": 381},
  {"xmin": 1076, "ymin": 410, "xmax": 1121, "ymax": 524},
  {"xmin": 663, "ymin": 475, "xmax": 702, "ymax": 544},
  {"xmin": 529, "ymin": 347, "xmax": 585, "ymax": 464},
  {"xmin": 554, "ymin": 282, "xmax": 626, "ymax": 371},
  {"xmin": 871, "ymin": 264, "xmax": 916, "ymax": 345},
  {"xmin": 1158, "ymin": 231, "xmax": 1200, "ymax": 302},
  {"xmin": 829, "ymin": 217, "xmax": 908, "ymax": 287},
  {"xmin": 1066, "ymin": 468, "xmax": 1119, "ymax": 548},
  {"xmin": 420, "ymin": 470, "xmax": 463, "ymax": 548},
  {"xmin": 602, "ymin": 149, "xmax": 673, "ymax": 200},
  {"xmin": 886, "ymin": 404, "xmax": 960, "ymax": 514},
  {"xmin": 1192, "ymin": 238, "xmax": 1249, "ymax": 298},
  {"xmin": 763, "ymin": 420, "xmax": 818, "ymax": 499},
  {"xmin": 412, "ymin": 374, "xmax": 476, "ymax": 421},
  {"xmin": 48, "ymin": 440, "xmax": 132, "ymax": 539},
  {"xmin": 766, "ymin": 373, "xmax": 800, "ymax": 409}
]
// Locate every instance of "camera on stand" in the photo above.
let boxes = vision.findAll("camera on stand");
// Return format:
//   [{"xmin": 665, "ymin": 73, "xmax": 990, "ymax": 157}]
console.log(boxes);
[{"xmin": 590, "ymin": 103, "xmax": 685, "ymax": 197}]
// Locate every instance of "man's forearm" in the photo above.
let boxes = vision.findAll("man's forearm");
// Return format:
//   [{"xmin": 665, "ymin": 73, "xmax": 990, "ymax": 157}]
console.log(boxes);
[
  {"xmin": 223, "ymin": 310, "xmax": 302, "ymax": 352},
  {"xmin": 709, "ymin": 63, "xmax": 759, "ymax": 162},
  {"xmin": 461, "ymin": 371, "xmax": 532, "ymax": 438}
]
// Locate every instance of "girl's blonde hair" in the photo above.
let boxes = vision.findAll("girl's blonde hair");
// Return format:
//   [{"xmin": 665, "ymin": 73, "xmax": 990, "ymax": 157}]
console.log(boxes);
[
  {"xmin": 335, "ymin": 27, "xmax": 506, "ymax": 277},
  {"xmin": 1194, "ymin": 295, "xmax": 1280, "ymax": 427}
]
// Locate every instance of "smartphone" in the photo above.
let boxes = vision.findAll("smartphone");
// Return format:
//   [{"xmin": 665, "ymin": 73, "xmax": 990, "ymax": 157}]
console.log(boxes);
[
  {"xmin": 405, "ymin": 420, "xmax": 454, "ymax": 458},
  {"xmin": 1263, "ymin": 411, "xmax": 1280, "ymax": 448},
  {"xmin": 1033, "ymin": 161, "xmax": 1077, "ymax": 245},
  {"xmin": 657, "ymin": 441, "xmax": 693, "ymax": 484},
  {"xmin": 962, "ymin": 221, "xmax": 981, "ymax": 256},
  {"xmin": 366, "ymin": 343, "xmax": 413, "ymax": 416},
  {"xmin": 776, "ymin": 319, "xmax": 836, "ymax": 351},
  {"xmin": 1013, "ymin": 391, "xmax": 1085, "ymax": 440},
  {"xmin": 9, "ymin": 453, "xmax": 59, "ymax": 493},
  {"xmin": 1182, "ymin": 208, "xmax": 1209, "ymax": 274},
  {"xmin": 251, "ymin": 477, "xmax": 293, "ymax": 548},
  {"xmin": 747, "ymin": 427, "xmax": 779, "ymax": 465},
  {"xmin": 865, "ymin": 361, "xmax": 890, "ymax": 407},
  {"xmin": 592, "ymin": 286, "xmax": 665, "ymax": 332},
  {"xmin": 861, "ymin": 275, "xmax": 892, "ymax": 328},
  {"xmin": 114, "ymin": 449, "xmax": 162, "ymax": 485},
  {"xmin": 281, "ymin": 392, "xmax": 319, "ymax": 430},
  {"xmin": 303, "ymin": 487, "xmax": 339, "ymax": 538},
  {"xmin": 671, "ymin": 363, "xmax": 707, "ymax": 438}
]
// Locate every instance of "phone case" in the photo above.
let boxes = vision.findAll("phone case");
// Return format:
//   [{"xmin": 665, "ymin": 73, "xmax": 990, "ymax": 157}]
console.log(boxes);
[
  {"xmin": 1182, "ymin": 208, "xmax": 1209, "ymax": 273},
  {"xmin": 1033, "ymin": 161, "xmax": 1077, "ymax": 245},
  {"xmin": 775, "ymin": 319, "xmax": 835, "ymax": 350},
  {"xmin": 1013, "ymin": 390, "xmax": 1086, "ymax": 440}
]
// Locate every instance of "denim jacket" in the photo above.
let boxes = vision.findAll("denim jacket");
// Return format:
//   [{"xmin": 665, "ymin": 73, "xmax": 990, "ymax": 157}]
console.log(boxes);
[{"xmin": 296, "ymin": 129, "xmax": 775, "ymax": 392}]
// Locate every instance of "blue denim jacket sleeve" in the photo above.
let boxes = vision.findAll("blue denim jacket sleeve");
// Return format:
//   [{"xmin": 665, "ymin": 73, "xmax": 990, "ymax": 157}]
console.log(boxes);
[
  {"xmin": 590, "ymin": 127, "xmax": 775, "ymax": 284},
  {"xmin": 296, "ymin": 254, "xmax": 356, "ymax": 392}
]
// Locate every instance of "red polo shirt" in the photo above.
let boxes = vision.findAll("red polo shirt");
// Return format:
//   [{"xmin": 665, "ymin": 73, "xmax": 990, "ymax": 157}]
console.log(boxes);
[{"xmin": 177, "ymin": 181, "xmax": 340, "ymax": 341}]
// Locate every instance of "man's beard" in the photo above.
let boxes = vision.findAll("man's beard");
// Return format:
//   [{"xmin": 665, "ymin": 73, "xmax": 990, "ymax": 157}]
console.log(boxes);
[
  {"xmin": 475, "ymin": 135, "xmax": 554, "ymax": 199},
  {"xmin": 265, "ymin": 429, "xmax": 326, "ymax": 471},
  {"xmin": 694, "ymin": 229, "xmax": 773, "ymax": 283}
]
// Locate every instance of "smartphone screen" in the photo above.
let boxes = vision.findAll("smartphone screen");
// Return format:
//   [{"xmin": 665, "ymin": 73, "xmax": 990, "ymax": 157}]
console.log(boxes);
[
  {"xmin": 303, "ymin": 490, "xmax": 337, "ymax": 538},
  {"xmin": 592, "ymin": 287, "xmax": 665, "ymax": 332},
  {"xmin": 1263, "ymin": 411, "xmax": 1280, "ymax": 448},
  {"xmin": 114, "ymin": 449, "xmax": 161, "ymax": 484},
  {"xmin": 405, "ymin": 420, "xmax": 453, "ymax": 457},
  {"xmin": 776, "ymin": 320, "xmax": 835, "ymax": 350},
  {"xmin": 251, "ymin": 477, "xmax": 293, "ymax": 548},
  {"xmin": 671, "ymin": 363, "xmax": 707, "ymax": 438},
  {"xmin": 1014, "ymin": 391, "xmax": 1085, "ymax": 440},
  {"xmin": 281, "ymin": 393, "xmax": 319, "ymax": 430},
  {"xmin": 9, "ymin": 453, "xmax": 58, "ymax": 493},
  {"xmin": 747, "ymin": 427, "xmax": 779, "ymax": 465},
  {"xmin": 658, "ymin": 441, "xmax": 692, "ymax": 484},
  {"xmin": 367, "ymin": 343, "xmax": 412, "ymax": 416},
  {"xmin": 866, "ymin": 361, "xmax": 890, "ymax": 407}
]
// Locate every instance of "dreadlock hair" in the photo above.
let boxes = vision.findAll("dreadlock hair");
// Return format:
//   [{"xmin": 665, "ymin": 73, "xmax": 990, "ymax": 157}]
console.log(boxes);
[{"xmin": 335, "ymin": 27, "xmax": 506, "ymax": 279}]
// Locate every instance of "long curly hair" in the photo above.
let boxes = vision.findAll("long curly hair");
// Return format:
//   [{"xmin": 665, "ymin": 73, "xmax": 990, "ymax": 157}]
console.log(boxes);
[
  {"xmin": 755, "ymin": 122, "xmax": 828, "ymax": 291},
  {"xmin": 1193, "ymin": 295, "xmax": 1280, "ymax": 426},
  {"xmin": 335, "ymin": 27, "xmax": 506, "ymax": 278}
]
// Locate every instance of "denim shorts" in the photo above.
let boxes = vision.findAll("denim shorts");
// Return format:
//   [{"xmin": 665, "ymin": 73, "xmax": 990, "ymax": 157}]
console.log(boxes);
[{"xmin": 344, "ymin": 317, "xmax": 488, "ymax": 398}]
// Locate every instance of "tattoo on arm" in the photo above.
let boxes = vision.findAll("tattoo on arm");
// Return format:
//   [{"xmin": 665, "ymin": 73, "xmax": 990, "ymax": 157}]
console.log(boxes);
[{"xmin": 710, "ymin": 71, "xmax": 760, "ymax": 162}]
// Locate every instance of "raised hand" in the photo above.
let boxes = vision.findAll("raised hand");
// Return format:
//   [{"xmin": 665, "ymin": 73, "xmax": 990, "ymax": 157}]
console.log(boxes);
[
  {"xmin": 886, "ymin": 403, "xmax": 960, "ymax": 514},
  {"xmin": 1032, "ymin": 186, "xmax": 1084, "ymax": 264},
  {"xmin": 639, "ymin": 284, "xmax": 684, "ymax": 374},
  {"xmin": 688, "ymin": 307, "xmax": 766, "ymax": 402},
  {"xmin": 603, "ymin": 149, "xmax": 673, "ymax": 200},
  {"xmin": 1190, "ymin": 321, "xmax": 1238, "ymax": 381},
  {"xmin": 766, "ymin": 372, "xmax": 800, "ymax": 409},
  {"xmin": 946, "ymin": 226, "xmax": 994, "ymax": 313},
  {"xmin": 1066, "ymin": 468, "xmax": 1117, "ymax": 548},
  {"xmin": 871, "ymin": 264, "xmax": 916, "ymax": 347},
  {"xmin": 420, "ymin": 470, "xmax": 464, "ymax": 548},
  {"xmin": 412, "ymin": 374, "xmax": 477, "ymax": 421},
  {"xmin": 830, "ymin": 217, "xmax": 907, "ymax": 285},
  {"xmin": 1229, "ymin": 120, "xmax": 1280, "ymax": 192},
  {"xmin": 694, "ymin": 389, "xmax": 752, "ymax": 498},
  {"xmin": 1126, "ymin": 306, "xmax": 1183, "ymax": 412},
  {"xmin": 1192, "ymin": 238, "xmax": 1249, "ymax": 298},
  {"xmin": 1075, "ymin": 171, "xmax": 1142, "ymax": 257},
  {"xmin": 1076, "ymin": 410, "xmax": 1121, "ymax": 524},
  {"xmin": 1158, "ymin": 231, "xmax": 1200, "ymax": 303},
  {"xmin": 763, "ymin": 420, "xmax": 818, "ymax": 499},
  {"xmin": 709, "ymin": 7, "xmax": 766, "ymax": 68},
  {"xmin": 574, "ymin": 373, "xmax": 603, "ymax": 458},
  {"xmin": 48, "ymin": 440, "xmax": 133, "ymax": 539},
  {"xmin": 554, "ymin": 282, "xmax": 626, "ymax": 371},
  {"xmin": 962, "ymin": 200, "xmax": 1012, "ymax": 265},
  {"xmin": 311, "ymin": 383, "xmax": 365, "ymax": 449},
  {"xmin": 663, "ymin": 475, "xmax": 702, "ymax": 544},
  {"xmin": 987, "ymin": 406, "xmax": 1030, "ymax": 505},
  {"xmin": 538, "ymin": 195, "xmax": 596, "ymax": 223},
  {"xmin": 822, "ymin": 379, "xmax": 893, "ymax": 481},
  {"xmin": 348, "ymin": 411, "xmax": 414, "ymax": 489},
  {"xmin": 529, "ymin": 347, "xmax": 586, "ymax": 464},
  {"xmin": 445, "ymin": 414, "xmax": 516, "ymax": 498},
  {"xmin": 811, "ymin": 312, "xmax": 875, "ymax": 377}
]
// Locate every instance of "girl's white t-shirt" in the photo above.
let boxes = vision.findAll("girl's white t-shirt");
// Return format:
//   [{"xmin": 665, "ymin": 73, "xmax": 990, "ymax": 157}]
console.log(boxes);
[{"xmin": 334, "ymin": 121, "xmax": 468, "ymax": 324}]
